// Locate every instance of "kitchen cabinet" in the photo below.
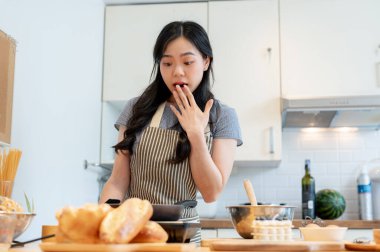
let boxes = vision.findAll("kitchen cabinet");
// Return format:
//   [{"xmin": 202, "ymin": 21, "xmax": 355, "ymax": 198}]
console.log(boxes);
[
  {"xmin": 280, "ymin": 0, "xmax": 380, "ymax": 98},
  {"xmin": 208, "ymin": 0, "xmax": 282, "ymax": 166}
]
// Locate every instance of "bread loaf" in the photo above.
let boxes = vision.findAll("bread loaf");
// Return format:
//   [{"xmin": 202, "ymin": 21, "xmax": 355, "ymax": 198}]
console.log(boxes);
[
  {"xmin": 55, "ymin": 198, "xmax": 166, "ymax": 244},
  {"xmin": 56, "ymin": 203, "xmax": 111, "ymax": 243},
  {"xmin": 131, "ymin": 221, "xmax": 168, "ymax": 243},
  {"xmin": 99, "ymin": 198, "xmax": 153, "ymax": 244},
  {"xmin": 374, "ymin": 229, "xmax": 380, "ymax": 244}
]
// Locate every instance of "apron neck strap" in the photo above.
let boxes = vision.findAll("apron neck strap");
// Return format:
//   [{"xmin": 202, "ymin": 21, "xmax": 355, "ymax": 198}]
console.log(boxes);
[{"xmin": 150, "ymin": 102, "xmax": 166, "ymax": 128}]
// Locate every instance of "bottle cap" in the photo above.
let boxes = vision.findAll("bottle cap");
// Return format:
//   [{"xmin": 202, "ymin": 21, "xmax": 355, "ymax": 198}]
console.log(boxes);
[{"xmin": 361, "ymin": 165, "xmax": 368, "ymax": 174}]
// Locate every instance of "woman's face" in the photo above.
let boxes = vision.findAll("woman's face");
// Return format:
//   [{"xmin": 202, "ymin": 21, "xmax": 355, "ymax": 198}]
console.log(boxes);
[{"xmin": 160, "ymin": 36, "xmax": 210, "ymax": 100}]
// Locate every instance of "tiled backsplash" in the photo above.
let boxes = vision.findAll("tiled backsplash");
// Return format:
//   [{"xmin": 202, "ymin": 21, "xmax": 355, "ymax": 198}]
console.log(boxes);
[{"xmin": 214, "ymin": 129, "xmax": 380, "ymax": 219}]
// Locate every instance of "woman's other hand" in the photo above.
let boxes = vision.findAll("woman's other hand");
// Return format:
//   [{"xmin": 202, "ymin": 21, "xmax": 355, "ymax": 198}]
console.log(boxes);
[{"xmin": 170, "ymin": 85, "xmax": 213, "ymax": 135}]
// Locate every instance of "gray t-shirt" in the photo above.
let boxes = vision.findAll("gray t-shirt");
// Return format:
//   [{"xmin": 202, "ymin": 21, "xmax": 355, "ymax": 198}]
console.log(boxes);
[{"xmin": 115, "ymin": 97, "xmax": 243, "ymax": 150}]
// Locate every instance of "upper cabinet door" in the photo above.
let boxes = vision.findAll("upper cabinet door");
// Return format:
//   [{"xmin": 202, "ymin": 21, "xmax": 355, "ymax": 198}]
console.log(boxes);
[
  {"xmin": 103, "ymin": 3, "xmax": 208, "ymax": 101},
  {"xmin": 209, "ymin": 0, "xmax": 281, "ymax": 165},
  {"xmin": 281, "ymin": 0, "xmax": 380, "ymax": 98}
]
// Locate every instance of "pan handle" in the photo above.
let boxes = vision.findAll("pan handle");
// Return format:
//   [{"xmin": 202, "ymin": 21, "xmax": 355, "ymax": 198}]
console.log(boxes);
[
  {"xmin": 105, "ymin": 198, "xmax": 198, "ymax": 209},
  {"xmin": 174, "ymin": 200, "xmax": 197, "ymax": 208},
  {"xmin": 105, "ymin": 198, "xmax": 121, "ymax": 208},
  {"xmin": 105, "ymin": 198, "xmax": 121, "ymax": 204}
]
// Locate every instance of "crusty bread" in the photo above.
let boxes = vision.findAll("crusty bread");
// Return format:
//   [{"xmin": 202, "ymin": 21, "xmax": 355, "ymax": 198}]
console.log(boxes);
[
  {"xmin": 131, "ymin": 221, "xmax": 168, "ymax": 243},
  {"xmin": 99, "ymin": 198, "xmax": 153, "ymax": 244},
  {"xmin": 56, "ymin": 203, "xmax": 111, "ymax": 243},
  {"xmin": 374, "ymin": 229, "xmax": 380, "ymax": 244},
  {"xmin": 54, "ymin": 228, "xmax": 71, "ymax": 243}
]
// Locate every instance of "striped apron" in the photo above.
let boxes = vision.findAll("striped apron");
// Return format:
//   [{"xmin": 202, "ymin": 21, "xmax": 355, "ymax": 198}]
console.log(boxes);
[{"xmin": 128, "ymin": 102, "xmax": 212, "ymax": 243}]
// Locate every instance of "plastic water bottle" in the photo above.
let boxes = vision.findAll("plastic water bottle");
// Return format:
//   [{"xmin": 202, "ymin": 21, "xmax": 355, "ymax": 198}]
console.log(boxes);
[
  {"xmin": 368, "ymin": 159, "xmax": 380, "ymax": 220},
  {"xmin": 357, "ymin": 166, "xmax": 373, "ymax": 220}
]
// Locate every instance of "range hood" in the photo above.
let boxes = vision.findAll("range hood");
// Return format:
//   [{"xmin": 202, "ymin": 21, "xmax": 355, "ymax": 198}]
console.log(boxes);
[{"xmin": 281, "ymin": 95, "xmax": 380, "ymax": 129}]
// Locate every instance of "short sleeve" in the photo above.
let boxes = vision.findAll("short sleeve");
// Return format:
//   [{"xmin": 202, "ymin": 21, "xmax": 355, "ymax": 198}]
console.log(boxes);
[
  {"xmin": 211, "ymin": 101, "xmax": 243, "ymax": 146},
  {"xmin": 114, "ymin": 97, "xmax": 139, "ymax": 130}
]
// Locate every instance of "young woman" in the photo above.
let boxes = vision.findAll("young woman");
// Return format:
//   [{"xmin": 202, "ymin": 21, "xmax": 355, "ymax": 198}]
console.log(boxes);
[{"xmin": 100, "ymin": 21, "xmax": 242, "ymax": 242}]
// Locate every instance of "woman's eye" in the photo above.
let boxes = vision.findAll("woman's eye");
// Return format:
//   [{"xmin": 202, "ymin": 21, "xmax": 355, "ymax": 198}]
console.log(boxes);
[
  {"xmin": 184, "ymin": 61, "xmax": 193, "ymax": 65},
  {"xmin": 162, "ymin": 62, "xmax": 172, "ymax": 67}
]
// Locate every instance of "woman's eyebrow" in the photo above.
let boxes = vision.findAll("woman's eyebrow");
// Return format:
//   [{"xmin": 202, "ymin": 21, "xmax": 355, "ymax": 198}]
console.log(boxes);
[
  {"xmin": 180, "ymin": 52, "xmax": 195, "ymax": 57},
  {"xmin": 161, "ymin": 52, "xmax": 195, "ymax": 58}
]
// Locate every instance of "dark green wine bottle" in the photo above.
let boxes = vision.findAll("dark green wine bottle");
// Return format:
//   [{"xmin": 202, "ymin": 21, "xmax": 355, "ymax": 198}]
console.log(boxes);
[{"xmin": 302, "ymin": 159, "xmax": 316, "ymax": 219}]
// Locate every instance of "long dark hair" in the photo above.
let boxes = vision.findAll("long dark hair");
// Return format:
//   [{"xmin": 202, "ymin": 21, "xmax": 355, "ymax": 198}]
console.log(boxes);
[{"xmin": 114, "ymin": 21, "xmax": 214, "ymax": 163}]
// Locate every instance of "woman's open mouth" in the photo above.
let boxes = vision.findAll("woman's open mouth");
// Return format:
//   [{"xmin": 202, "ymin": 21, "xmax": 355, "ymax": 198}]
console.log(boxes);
[{"xmin": 174, "ymin": 83, "xmax": 188, "ymax": 88}]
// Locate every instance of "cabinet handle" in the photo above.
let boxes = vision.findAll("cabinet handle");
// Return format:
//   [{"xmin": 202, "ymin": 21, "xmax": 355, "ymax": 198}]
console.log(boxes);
[
  {"xmin": 377, "ymin": 62, "xmax": 380, "ymax": 87},
  {"xmin": 269, "ymin": 127, "xmax": 274, "ymax": 154},
  {"xmin": 267, "ymin": 47, "xmax": 272, "ymax": 63}
]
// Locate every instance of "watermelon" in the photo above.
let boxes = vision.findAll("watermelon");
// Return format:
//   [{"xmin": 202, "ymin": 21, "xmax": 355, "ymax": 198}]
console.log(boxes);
[{"xmin": 315, "ymin": 189, "xmax": 346, "ymax": 220}]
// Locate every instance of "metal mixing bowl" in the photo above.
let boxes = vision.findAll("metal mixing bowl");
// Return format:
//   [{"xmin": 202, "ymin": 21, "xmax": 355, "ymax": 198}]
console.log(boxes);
[
  {"xmin": 0, "ymin": 212, "xmax": 36, "ymax": 239},
  {"xmin": 226, "ymin": 205, "xmax": 296, "ymax": 239}
]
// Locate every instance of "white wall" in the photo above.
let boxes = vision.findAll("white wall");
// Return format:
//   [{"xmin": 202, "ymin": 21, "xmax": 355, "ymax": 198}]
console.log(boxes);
[
  {"xmin": 0, "ymin": 0, "xmax": 105, "ymax": 240},
  {"xmin": 216, "ymin": 129, "xmax": 380, "ymax": 220}
]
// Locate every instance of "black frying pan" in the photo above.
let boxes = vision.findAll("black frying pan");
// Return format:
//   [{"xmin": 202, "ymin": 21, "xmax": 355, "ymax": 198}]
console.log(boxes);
[
  {"xmin": 151, "ymin": 200, "xmax": 197, "ymax": 221},
  {"xmin": 105, "ymin": 199, "xmax": 197, "ymax": 221}
]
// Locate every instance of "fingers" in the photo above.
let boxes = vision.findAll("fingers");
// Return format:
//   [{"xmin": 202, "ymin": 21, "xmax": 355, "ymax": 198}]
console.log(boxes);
[
  {"xmin": 169, "ymin": 104, "xmax": 181, "ymax": 117},
  {"xmin": 175, "ymin": 85, "xmax": 190, "ymax": 109},
  {"xmin": 204, "ymin": 99, "xmax": 214, "ymax": 114},
  {"xmin": 182, "ymin": 85, "xmax": 196, "ymax": 107},
  {"xmin": 172, "ymin": 85, "xmax": 213, "ymax": 114},
  {"xmin": 172, "ymin": 89, "xmax": 185, "ymax": 111}
]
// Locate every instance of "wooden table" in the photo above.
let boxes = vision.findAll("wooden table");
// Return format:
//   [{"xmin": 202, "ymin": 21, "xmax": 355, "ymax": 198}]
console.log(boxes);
[
  {"xmin": 200, "ymin": 219, "xmax": 380, "ymax": 229},
  {"xmin": 201, "ymin": 238, "xmax": 380, "ymax": 252},
  {"xmin": 8, "ymin": 242, "xmax": 210, "ymax": 252},
  {"xmin": 8, "ymin": 240, "xmax": 380, "ymax": 252}
]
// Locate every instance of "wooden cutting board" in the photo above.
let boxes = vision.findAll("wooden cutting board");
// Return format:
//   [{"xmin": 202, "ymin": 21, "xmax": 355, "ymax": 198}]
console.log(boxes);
[
  {"xmin": 39, "ymin": 242, "xmax": 196, "ymax": 252},
  {"xmin": 345, "ymin": 242, "xmax": 380, "ymax": 251},
  {"xmin": 202, "ymin": 238, "xmax": 345, "ymax": 251}
]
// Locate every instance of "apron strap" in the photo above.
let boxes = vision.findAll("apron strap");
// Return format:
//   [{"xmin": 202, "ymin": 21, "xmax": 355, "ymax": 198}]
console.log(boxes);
[
  {"xmin": 205, "ymin": 124, "xmax": 210, "ymax": 133},
  {"xmin": 150, "ymin": 102, "xmax": 166, "ymax": 128}
]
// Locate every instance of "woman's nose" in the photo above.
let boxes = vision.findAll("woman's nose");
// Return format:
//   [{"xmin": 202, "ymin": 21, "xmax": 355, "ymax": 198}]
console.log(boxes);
[{"xmin": 173, "ymin": 64, "xmax": 184, "ymax": 76}]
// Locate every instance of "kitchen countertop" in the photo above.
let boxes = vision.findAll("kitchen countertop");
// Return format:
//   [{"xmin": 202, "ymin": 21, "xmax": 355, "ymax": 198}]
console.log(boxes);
[
  {"xmin": 9, "ymin": 242, "xmax": 379, "ymax": 252},
  {"xmin": 8, "ymin": 243, "xmax": 375, "ymax": 252},
  {"xmin": 200, "ymin": 218, "xmax": 380, "ymax": 229},
  {"xmin": 8, "ymin": 242, "xmax": 210, "ymax": 252},
  {"xmin": 8, "ymin": 238, "xmax": 379, "ymax": 252}
]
